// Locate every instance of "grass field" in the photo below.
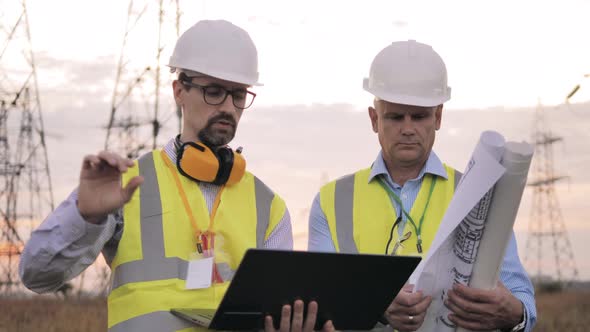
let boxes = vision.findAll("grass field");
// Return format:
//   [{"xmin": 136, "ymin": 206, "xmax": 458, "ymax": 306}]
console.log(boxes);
[
  {"xmin": 534, "ymin": 289, "xmax": 590, "ymax": 331},
  {"xmin": 1, "ymin": 290, "xmax": 589, "ymax": 331},
  {"xmin": 0, "ymin": 297, "xmax": 106, "ymax": 332}
]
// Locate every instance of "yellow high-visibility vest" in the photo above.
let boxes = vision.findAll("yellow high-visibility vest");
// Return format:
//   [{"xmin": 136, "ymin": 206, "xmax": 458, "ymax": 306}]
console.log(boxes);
[
  {"xmin": 320, "ymin": 165, "xmax": 457, "ymax": 256},
  {"xmin": 108, "ymin": 150, "xmax": 286, "ymax": 331}
]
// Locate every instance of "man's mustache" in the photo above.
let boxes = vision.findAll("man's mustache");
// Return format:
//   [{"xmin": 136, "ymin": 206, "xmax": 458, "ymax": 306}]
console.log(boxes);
[{"xmin": 207, "ymin": 114, "xmax": 236, "ymax": 128}]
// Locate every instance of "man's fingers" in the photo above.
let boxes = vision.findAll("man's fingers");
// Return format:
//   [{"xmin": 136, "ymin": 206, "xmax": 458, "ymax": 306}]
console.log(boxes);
[
  {"xmin": 393, "ymin": 290, "xmax": 424, "ymax": 308},
  {"xmin": 445, "ymin": 296, "xmax": 482, "ymax": 322},
  {"xmin": 279, "ymin": 305, "xmax": 291, "ymax": 332},
  {"xmin": 82, "ymin": 155, "xmax": 102, "ymax": 169},
  {"xmin": 302, "ymin": 301, "xmax": 318, "ymax": 332},
  {"xmin": 117, "ymin": 157, "xmax": 136, "ymax": 172},
  {"xmin": 414, "ymin": 295, "xmax": 432, "ymax": 313},
  {"xmin": 385, "ymin": 292, "xmax": 431, "ymax": 331},
  {"xmin": 402, "ymin": 284, "xmax": 415, "ymax": 292},
  {"xmin": 322, "ymin": 320, "xmax": 335, "ymax": 332},
  {"xmin": 97, "ymin": 151, "xmax": 132, "ymax": 171},
  {"xmin": 264, "ymin": 315, "xmax": 276, "ymax": 332},
  {"xmin": 96, "ymin": 151, "xmax": 118, "ymax": 167},
  {"xmin": 447, "ymin": 289, "xmax": 488, "ymax": 316},
  {"xmin": 291, "ymin": 300, "xmax": 304, "ymax": 331},
  {"xmin": 83, "ymin": 151, "xmax": 133, "ymax": 174},
  {"xmin": 414, "ymin": 310, "xmax": 428, "ymax": 324},
  {"xmin": 447, "ymin": 313, "xmax": 485, "ymax": 331},
  {"xmin": 387, "ymin": 296, "xmax": 430, "ymax": 318},
  {"xmin": 122, "ymin": 176, "xmax": 144, "ymax": 202},
  {"xmin": 453, "ymin": 283, "xmax": 490, "ymax": 303}
]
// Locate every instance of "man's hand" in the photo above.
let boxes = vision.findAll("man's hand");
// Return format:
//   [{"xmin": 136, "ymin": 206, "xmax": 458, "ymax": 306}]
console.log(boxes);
[
  {"xmin": 446, "ymin": 281, "xmax": 524, "ymax": 331},
  {"xmin": 264, "ymin": 300, "xmax": 335, "ymax": 332},
  {"xmin": 384, "ymin": 284, "xmax": 432, "ymax": 332},
  {"xmin": 77, "ymin": 151, "xmax": 143, "ymax": 224}
]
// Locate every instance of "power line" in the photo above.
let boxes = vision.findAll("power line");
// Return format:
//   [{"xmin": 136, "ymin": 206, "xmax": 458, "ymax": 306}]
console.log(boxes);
[
  {"xmin": 0, "ymin": 0, "xmax": 55, "ymax": 295},
  {"xmin": 74, "ymin": 0, "xmax": 184, "ymax": 297},
  {"xmin": 105, "ymin": 0, "xmax": 182, "ymax": 159},
  {"xmin": 524, "ymin": 102, "xmax": 578, "ymax": 285}
]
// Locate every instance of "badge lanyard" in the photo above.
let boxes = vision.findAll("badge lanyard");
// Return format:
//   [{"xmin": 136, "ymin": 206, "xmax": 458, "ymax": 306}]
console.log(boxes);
[
  {"xmin": 161, "ymin": 150, "xmax": 224, "ymax": 283},
  {"xmin": 377, "ymin": 174, "xmax": 437, "ymax": 254}
]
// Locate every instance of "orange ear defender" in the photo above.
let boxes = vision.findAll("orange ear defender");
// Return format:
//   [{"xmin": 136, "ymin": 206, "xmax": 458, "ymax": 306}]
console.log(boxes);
[{"xmin": 176, "ymin": 141, "xmax": 246, "ymax": 186}]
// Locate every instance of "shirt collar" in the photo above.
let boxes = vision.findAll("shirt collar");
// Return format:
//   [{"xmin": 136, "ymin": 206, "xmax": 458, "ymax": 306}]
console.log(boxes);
[
  {"xmin": 163, "ymin": 137, "xmax": 179, "ymax": 164},
  {"xmin": 368, "ymin": 150, "xmax": 448, "ymax": 186}
]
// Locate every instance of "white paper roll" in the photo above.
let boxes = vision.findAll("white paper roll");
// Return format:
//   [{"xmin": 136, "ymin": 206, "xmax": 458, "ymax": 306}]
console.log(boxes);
[{"xmin": 456, "ymin": 141, "xmax": 533, "ymax": 332}]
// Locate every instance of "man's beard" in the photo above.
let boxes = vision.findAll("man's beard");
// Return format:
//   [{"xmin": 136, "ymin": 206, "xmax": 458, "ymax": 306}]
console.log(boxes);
[{"xmin": 198, "ymin": 113, "xmax": 237, "ymax": 147}]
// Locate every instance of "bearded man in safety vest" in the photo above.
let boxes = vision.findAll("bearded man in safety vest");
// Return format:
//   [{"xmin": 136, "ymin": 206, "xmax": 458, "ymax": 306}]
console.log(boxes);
[
  {"xmin": 308, "ymin": 40, "xmax": 536, "ymax": 332},
  {"xmin": 20, "ymin": 20, "xmax": 333, "ymax": 332}
]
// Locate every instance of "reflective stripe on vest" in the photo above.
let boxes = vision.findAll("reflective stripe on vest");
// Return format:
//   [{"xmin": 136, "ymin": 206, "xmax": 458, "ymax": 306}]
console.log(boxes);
[
  {"xmin": 109, "ymin": 311, "xmax": 194, "ymax": 332},
  {"xmin": 111, "ymin": 152, "xmax": 274, "ymax": 290},
  {"xmin": 334, "ymin": 174, "xmax": 358, "ymax": 253},
  {"xmin": 332, "ymin": 167, "xmax": 460, "ymax": 254}
]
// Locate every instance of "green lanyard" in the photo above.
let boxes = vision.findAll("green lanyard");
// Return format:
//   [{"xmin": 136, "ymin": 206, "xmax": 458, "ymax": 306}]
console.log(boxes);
[{"xmin": 377, "ymin": 174, "xmax": 437, "ymax": 253}]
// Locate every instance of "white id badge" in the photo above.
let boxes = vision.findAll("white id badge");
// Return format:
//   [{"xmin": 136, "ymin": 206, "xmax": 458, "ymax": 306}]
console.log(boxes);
[{"xmin": 185, "ymin": 253, "xmax": 214, "ymax": 289}]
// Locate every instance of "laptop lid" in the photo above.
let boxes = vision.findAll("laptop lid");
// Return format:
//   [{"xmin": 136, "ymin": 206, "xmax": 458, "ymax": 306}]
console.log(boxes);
[{"xmin": 185, "ymin": 249, "xmax": 420, "ymax": 330}]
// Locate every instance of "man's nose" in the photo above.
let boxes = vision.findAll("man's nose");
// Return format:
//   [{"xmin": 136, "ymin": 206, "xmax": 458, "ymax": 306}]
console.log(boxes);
[
  {"xmin": 400, "ymin": 115, "xmax": 415, "ymax": 134},
  {"xmin": 218, "ymin": 93, "xmax": 238, "ymax": 114}
]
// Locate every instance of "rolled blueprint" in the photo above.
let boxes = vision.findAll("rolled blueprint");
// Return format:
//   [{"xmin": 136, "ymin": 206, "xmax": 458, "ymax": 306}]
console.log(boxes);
[
  {"xmin": 456, "ymin": 141, "xmax": 533, "ymax": 332},
  {"xmin": 411, "ymin": 131, "xmax": 506, "ymax": 288},
  {"xmin": 412, "ymin": 131, "xmax": 533, "ymax": 332},
  {"xmin": 413, "ymin": 131, "xmax": 507, "ymax": 332}
]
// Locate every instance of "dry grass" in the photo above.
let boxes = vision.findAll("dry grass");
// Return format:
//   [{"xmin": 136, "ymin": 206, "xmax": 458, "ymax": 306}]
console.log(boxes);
[
  {"xmin": 1, "ymin": 290, "xmax": 589, "ymax": 331},
  {"xmin": 0, "ymin": 297, "xmax": 106, "ymax": 332},
  {"xmin": 535, "ymin": 289, "xmax": 590, "ymax": 332}
]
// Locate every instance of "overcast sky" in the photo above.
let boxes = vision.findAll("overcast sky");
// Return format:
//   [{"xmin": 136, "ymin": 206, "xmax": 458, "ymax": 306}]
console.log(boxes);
[
  {"xmin": 2, "ymin": 0, "xmax": 589, "ymax": 281},
  {"xmin": 9, "ymin": 0, "xmax": 590, "ymax": 110}
]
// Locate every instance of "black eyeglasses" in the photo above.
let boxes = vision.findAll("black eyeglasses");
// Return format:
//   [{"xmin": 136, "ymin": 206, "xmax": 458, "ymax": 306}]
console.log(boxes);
[{"xmin": 180, "ymin": 79, "xmax": 256, "ymax": 110}]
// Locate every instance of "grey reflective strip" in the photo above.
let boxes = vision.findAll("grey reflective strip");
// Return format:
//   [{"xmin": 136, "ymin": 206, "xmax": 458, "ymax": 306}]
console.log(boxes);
[
  {"xmin": 112, "ymin": 256, "xmax": 188, "ymax": 290},
  {"xmin": 113, "ymin": 258, "xmax": 236, "ymax": 289},
  {"xmin": 112, "ymin": 152, "xmax": 177, "ymax": 291},
  {"xmin": 334, "ymin": 174, "xmax": 358, "ymax": 253},
  {"xmin": 217, "ymin": 262, "xmax": 235, "ymax": 281},
  {"xmin": 109, "ymin": 311, "xmax": 194, "ymax": 332},
  {"xmin": 138, "ymin": 153, "xmax": 164, "ymax": 258},
  {"xmin": 454, "ymin": 169, "xmax": 463, "ymax": 189},
  {"xmin": 254, "ymin": 176, "xmax": 273, "ymax": 248}
]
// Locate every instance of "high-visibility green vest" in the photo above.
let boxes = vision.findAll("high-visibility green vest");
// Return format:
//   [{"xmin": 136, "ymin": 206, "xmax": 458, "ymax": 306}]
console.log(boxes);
[
  {"xmin": 320, "ymin": 165, "xmax": 457, "ymax": 256},
  {"xmin": 108, "ymin": 150, "xmax": 286, "ymax": 331}
]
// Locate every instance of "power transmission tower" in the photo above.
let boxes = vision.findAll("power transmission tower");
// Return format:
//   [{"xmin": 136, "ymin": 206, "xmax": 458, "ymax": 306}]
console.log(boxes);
[
  {"xmin": 0, "ymin": 0, "xmax": 54, "ymax": 295},
  {"xmin": 77, "ymin": 0, "xmax": 182, "ymax": 296},
  {"xmin": 105, "ymin": 0, "xmax": 182, "ymax": 159},
  {"xmin": 524, "ymin": 103, "xmax": 578, "ymax": 285}
]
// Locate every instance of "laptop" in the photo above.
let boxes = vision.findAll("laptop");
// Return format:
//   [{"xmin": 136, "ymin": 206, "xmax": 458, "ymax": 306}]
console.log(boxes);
[{"xmin": 171, "ymin": 249, "xmax": 420, "ymax": 330}]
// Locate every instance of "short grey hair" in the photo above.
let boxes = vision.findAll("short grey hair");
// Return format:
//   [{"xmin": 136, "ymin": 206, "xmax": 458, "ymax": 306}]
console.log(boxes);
[{"xmin": 174, "ymin": 68, "xmax": 207, "ymax": 79}]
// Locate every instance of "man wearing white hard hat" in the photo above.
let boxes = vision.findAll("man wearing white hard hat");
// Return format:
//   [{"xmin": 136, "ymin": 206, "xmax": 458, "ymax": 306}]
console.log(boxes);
[
  {"xmin": 308, "ymin": 40, "xmax": 536, "ymax": 332},
  {"xmin": 20, "ymin": 20, "xmax": 331, "ymax": 332}
]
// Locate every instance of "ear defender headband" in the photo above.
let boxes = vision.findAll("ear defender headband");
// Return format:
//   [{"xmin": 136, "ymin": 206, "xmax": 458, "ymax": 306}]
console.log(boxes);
[{"xmin": 176, "ymin": 141, "xmax": 246, "ymax": 186}]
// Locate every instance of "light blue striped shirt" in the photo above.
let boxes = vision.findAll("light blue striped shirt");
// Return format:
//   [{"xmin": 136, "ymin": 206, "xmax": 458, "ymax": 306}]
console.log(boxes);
[
  {"xmin": 19, "ymin": 138, "xmax": 292, "ymax": 293},
  {"xmin": 308, "ymin": 151, "xmax": 536, "ymax": 332},
  {"xmin": 369, "ymin": 150, "xmax": 449, "ymax": 238}
]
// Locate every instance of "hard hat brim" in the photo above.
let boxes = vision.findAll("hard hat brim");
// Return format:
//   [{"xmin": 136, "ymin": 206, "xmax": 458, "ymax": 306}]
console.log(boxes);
[
  {"xmin": 363, "ymin": 78, "xmax": 450, "ymax": 107},
  {"xmin": 168, "ymin": 65, "xmax": 263, "ymax": 87}
]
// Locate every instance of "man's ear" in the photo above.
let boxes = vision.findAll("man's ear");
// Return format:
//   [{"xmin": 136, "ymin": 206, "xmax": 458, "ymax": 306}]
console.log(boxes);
[
  {"xmin": 172, "ymin": 80, "xmax": 183, "ymax": 106},
  {"xmin": 435, "ymin": 104, "xmax": 443, "ymax": 130},
  {"xmin": 368, "ymin": 106, "xmax": 379, "ymax": 133}
]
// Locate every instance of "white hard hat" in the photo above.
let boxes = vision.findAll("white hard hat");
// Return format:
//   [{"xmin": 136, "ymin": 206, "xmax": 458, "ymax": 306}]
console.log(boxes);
[
  {"xmin": 363, "ymin": 40, "xmax": 451, "ymax": 107},
  {"xmin": 168, "ymin": 20, "xmax": 262, "ymax": 86}
]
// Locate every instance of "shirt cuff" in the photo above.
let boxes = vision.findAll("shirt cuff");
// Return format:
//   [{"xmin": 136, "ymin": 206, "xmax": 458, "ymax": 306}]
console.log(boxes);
[{"xmin": 58, "ymin": 201, "xmax": 110, "ymax": 245}]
